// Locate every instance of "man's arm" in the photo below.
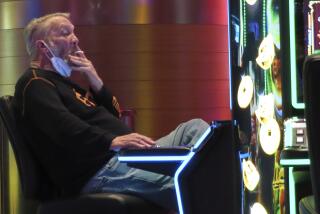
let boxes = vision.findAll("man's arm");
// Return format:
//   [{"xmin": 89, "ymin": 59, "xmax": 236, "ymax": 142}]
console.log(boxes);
[
  {"xmin": 90, "ymin": 86, "xmax": 122, "ymax": 118},
  {"xmin": 69, "ymin": 51, "xmax": 121, "ymax": 117},
  {"xmin": 23, "ymin": 79, "xmax": 155, "ymax": 152}
]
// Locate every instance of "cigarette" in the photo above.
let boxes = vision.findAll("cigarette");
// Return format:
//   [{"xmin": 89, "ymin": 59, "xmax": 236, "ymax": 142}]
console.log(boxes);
[{"xmin": 75, "ymin": 50, "xmax": 84, "ymax": 54}]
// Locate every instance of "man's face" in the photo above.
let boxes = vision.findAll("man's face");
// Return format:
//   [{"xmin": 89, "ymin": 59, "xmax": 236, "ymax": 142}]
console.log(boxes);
[{"xmin": 44, "ymin": 16, "xmax": 79, "ymax": 59}]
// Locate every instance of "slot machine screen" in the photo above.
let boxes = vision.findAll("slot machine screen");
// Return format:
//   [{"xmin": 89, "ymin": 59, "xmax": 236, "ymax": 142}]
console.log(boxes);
[{"xmin": 282, "ymin": 0, "xmax": 320, "ymax": 116}]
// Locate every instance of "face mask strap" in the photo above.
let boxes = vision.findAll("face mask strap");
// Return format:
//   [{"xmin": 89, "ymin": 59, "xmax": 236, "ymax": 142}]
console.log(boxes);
[{"xmin": 41, "ymin": 41, "xmax": 56, "ymax": 59}]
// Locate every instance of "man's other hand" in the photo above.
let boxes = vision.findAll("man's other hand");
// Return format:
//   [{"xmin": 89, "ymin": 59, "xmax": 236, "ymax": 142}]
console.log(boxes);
[{"xmin": 110, "ymin": 133, "xmax": 156, "ymax": 151}]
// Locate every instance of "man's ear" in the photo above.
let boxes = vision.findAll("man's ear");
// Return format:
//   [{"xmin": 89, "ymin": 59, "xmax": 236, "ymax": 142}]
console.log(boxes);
[{"xmin": 35, "ymin": 40, "xmax": 48, "ymax": 55}]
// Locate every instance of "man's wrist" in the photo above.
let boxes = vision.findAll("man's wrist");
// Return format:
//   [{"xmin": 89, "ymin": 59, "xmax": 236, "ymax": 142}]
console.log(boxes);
[{"xmin": 90, "ymin": 77, "xmax": 103, "ymax": 93}]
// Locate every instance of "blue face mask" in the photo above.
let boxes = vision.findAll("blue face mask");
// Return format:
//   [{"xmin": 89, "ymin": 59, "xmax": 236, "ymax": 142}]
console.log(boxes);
[{"xmin": 42, "ymin": 42, "xmax": 72, "ymax": 77}]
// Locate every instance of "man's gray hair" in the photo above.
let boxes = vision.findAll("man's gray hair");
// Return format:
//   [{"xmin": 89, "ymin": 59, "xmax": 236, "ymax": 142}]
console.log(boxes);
[{"xmin": 24, "ymin": 12, "xmax": 70, "ymax": 60}]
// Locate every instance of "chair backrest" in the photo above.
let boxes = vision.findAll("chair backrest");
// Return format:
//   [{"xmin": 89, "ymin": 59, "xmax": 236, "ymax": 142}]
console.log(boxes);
[
  {"xmin": 303, "ymin": 55, "xmax": 320, "ymax": 213},
  {"xmin": 0, "ymin": 95, "xmax": 56, "ymax": 201}
]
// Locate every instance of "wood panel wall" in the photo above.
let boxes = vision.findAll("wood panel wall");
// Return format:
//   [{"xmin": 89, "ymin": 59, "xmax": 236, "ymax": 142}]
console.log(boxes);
[{"xmin": 0, "ymin": 0, "xmax": 230, "ymax": 139}]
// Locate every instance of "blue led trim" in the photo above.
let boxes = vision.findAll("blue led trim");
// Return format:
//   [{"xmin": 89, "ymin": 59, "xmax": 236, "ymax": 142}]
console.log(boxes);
[
  {"xmin": 239, "ymin": 152, "xmax": 250, "ymax": 160},
  {"xmin": 289, "ymin": 167, "xmax": 296, "ymax": 214},
  {"xmin": 118, "ymin": 156, "xmax": 188, "ymax": 162},
  {"xmin": 227, "ymin": 0, "xmax": 233, "ymax": 110},
  {"xmin": 174, "ymin": 152, "xmax": 195, "ymax": 214}
]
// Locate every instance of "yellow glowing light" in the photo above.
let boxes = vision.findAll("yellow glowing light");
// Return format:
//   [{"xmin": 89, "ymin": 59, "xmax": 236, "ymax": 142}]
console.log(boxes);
[
  {"xmin": 256, "ymin": 34, "xmax": 275, "ymax": 70},
  {"xmin": 246, "ymin": 0, "xmax": 258, "ymax": 5},
  {"xmin": 242, "ymin": 159, "xmax": 260, "ymax": 191},
  {"xmin": 251, "ymin": 202, "xmax": 268, "ymax": 214},
  {"xmin": 134, "ymin": 0, "xmax": 151, "ymax": 24},
  {"xmin": 259, "ymin": 118, "xmax": 281, "ymax": 155},
  {"xmin": 237, "ymin": 75, "xmax": 254, "ymax": 109},
  {"xmin": 255, "ymin": 94, "xmax": 275, "ymax": 124}
]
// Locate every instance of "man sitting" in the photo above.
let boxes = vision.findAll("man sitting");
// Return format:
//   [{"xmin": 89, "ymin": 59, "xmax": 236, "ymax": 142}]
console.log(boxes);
[{"xmin": 13, "ymin": 13, "xmax": 208, "ymax": 211}]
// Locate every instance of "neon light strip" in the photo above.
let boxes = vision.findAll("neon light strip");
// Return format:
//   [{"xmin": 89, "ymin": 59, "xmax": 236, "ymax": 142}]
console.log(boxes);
[
  {"xmin": 240, "ymin": 0, "xmax": 243, "ymax": 47},
  {"xmin": 308, "ymin": 2, "xmax": 314, "ymax": 55},
  {"xmin": 118, "ymin": 156, "xmax": 188, "ymax": 162},
  {"xmin": 284, "ymin": 123, "xmax": 293, "ymax": 147},
  {"xmin": 289, "ymin": 167, "xmax": 296, "ymax": 214},
  {"xmin": 227, "ymin": 0, "xmax": 233, "ymax": 110},
  {"xmin": 239, "ymin": 152, "xmax": 250, "ymax": 159},
  {"xmin": 280, "ymin": 159, "xmax": 310, "ymax": 166},
  {"xmin": 263, "ymin": 0, "xmax": 266, "ymax": 37},
  {"xmin": 289, "ymin": 0, "xmax": 305, "ymax": 109},
  {"xmin": 243, "ymin": 0, "xmax": 246, "ymax": 47},
  {"xmin": 174, "ymin": 152, "xmax": 194, "ymax": 214}
]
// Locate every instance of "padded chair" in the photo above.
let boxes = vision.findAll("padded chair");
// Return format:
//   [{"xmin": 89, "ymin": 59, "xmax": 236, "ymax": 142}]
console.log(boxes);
[
  {"xmin": 299, "ymin": 55, "xmax": 320, "ymax": 214},
  {"xmin": 0, "ymin": 95, "xmax": 167, "ymax": 214}
]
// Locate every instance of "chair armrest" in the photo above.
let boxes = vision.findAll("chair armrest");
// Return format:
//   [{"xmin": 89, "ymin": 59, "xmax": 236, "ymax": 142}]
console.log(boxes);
[{"xmin": 120, "ymin": 109, "xmax": 135, "ymax": 130}]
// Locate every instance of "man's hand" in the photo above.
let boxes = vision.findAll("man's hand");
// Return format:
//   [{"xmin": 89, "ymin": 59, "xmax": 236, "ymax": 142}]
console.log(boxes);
[
  {"xmin": 69, "ymin": 52, "xmax": 103, "ymax": 92},
  {"xmin": 110, "ymin": 133, "xmax": 156, "ymax": 151}
]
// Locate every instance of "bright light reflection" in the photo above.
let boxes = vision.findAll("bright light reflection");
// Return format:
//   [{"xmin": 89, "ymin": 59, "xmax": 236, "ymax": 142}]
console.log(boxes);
[
  {"xmin": 118, "ymin": 156, "xmax": 187, "ymax": 162},
  {"xmin": 246, "ymin": 0, "xmax": 257, "ymax": 5},
  {"xmin": 237, "ymin": 75, "xmax": 254, "ymax": 109},
  {"xmin": 259, "ymin": 118, "xmax": 281, "ymax": 155},
  {"xmin": 250, "ymin": 202, "xmax": 268, "ymax": 214},
  {"xmin": 255, "ymin": 94, "xmax": 275, "ymax": 124},
  {"xmin": 242, "ymin": 159, "xmax": 260, "ymax": 191},
  {"xmin": 256, "ymin": 34, "xmax": 275, "ymax": 70}
]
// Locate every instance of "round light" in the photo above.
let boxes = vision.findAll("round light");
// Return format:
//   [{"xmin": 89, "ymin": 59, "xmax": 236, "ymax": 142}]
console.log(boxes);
[
  {"xmin": 255, "ymin": 94, "xmax": 275, "ymax": 124},
  {"xmin": 251, "ymin": 202, "xmax": 268, "ymax": 214},
  {"xmin": 237, "ymin": 75, "xmax": 254, "ymax": 109},
  {"xmin": 256, "ymin": 34, "xmax": 275, "ymax": 70},
  {"xmin": 242, "ymin": 159, "xmax": 260, "ymax": 191},
  {"xmin": 246, "ymin": 0, "xmax": 257, "ymax": 5},
  {"xmin": 259, "ymin": 118, "xmax": 281, "ymax": 155}
]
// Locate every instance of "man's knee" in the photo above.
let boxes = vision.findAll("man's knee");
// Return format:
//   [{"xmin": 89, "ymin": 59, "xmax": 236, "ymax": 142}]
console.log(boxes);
[{"xmin": 187, "ymin": 118, "xmax": 209, "ymax": 127}]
